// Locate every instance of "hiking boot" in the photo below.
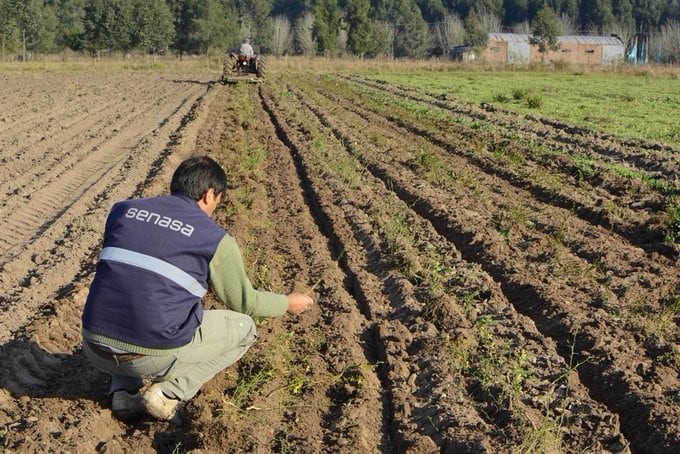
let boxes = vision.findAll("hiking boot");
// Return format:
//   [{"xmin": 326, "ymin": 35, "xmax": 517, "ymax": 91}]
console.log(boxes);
[
  {"xmin": 111, "ymin": 390, "xmax": 143, "ymax": 422},
  {"xmin": 142, "ymin": 383, "xmax": 181, "ymax": 421}
]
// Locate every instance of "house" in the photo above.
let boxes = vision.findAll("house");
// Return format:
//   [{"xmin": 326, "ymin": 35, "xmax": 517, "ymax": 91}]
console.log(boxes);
[
  {"xmin": 481, "ymin": 33, "xmax": 625, "ymax": 65},
  {"xmin": 449, "ymin": 45, "xmax": 477, "ymax": 62}
]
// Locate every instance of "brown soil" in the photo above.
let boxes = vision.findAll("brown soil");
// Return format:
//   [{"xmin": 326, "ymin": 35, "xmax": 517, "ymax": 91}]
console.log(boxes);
[{"xmin": 0, "ymin": 68, "xmax": 678, "ymax": 453}]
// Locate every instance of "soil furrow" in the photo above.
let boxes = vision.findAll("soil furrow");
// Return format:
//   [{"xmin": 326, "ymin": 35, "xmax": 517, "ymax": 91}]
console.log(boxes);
[
  {"xmin": 262, "ymin": 81, "xmax": 630, "ymax": 452},
  {"xmin": 259, "ymin": 85, "xmax": 399, "ymax": 450},
  {"xmin": 276, "ymin": 76, "xmax": 677, "ymax": 452},
  {"xmin": 309, "ymin": 75, "xmax": 674, "ymax": 260},
  {"xmin": 349, "ymin": 136, "xmax": 677, "ymax": 453},
  {"xmin": 290, "ymin": 76, "xmax": 678, "ymax": 314},
  {"xmin": 0, "ymin": 86, "xmax": 201, "ymax": 228},
  {"xmin": 0, "ymin": 77, "xmax": 212, "ymax": 342},
  {"xmin": 349, "ymin": 75, "xmax": 680, "ymax": 182},
  {"xmin": 1, "ymin": 66, "xmax": 677, "ymax": 454}
]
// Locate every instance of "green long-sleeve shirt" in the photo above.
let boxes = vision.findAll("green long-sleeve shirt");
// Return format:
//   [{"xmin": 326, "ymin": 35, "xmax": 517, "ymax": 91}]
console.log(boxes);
[
  {"xmin": 83, "ymin": 234, "xmax": 288, "ymax": 356},
  {"xmin": 209, "ymin": 234, "xmax": 289, "ymax": 317}
]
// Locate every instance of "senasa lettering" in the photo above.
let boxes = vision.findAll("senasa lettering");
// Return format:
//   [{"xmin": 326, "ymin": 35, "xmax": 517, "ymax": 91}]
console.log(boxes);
[{"xmin": 125, "ymin": 208, "xmax": 194, "ymax": 237}]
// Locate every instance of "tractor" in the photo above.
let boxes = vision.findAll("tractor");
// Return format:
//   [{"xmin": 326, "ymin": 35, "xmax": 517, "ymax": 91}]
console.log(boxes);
[{"xmin": 221, "ymin": 51, "xmax": 266, "ymax": 84}]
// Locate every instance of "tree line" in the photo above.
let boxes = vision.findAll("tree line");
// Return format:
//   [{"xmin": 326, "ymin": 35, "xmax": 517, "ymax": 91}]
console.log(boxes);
[{"xmin": 1, "ymin": 0, "xmax": 679, "ymax": 62}]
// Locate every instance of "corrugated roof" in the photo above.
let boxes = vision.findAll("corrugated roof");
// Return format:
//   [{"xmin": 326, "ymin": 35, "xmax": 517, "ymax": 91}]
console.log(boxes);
[
  {"xmin": 488, "ymin": 33, "xmax": 532, "ymax": 42},
  {"xmin": 487, "ymin": 33, "xmax": 623, "ymax": 45}
]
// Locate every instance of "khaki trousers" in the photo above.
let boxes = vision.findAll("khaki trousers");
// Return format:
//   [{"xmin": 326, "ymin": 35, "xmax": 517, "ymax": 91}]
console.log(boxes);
[{"xmin": 83, "ymin": 310, "xmax": 256, "ymax": 401}]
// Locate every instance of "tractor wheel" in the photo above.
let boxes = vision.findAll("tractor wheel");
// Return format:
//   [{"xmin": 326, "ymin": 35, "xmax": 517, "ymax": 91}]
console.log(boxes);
[
  {"xmin": 256, "ymin": 57, "xmax": 267, "ymax": 80},
  {"xmin": 222, "ymin": 53, "xmax": 238, "ymax": 82}
]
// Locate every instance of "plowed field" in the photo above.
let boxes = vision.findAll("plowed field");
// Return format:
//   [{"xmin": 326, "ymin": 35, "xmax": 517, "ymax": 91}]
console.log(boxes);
[{"xmin": 0, "ymin": 65, "xmax": 678, "ymax": 453}]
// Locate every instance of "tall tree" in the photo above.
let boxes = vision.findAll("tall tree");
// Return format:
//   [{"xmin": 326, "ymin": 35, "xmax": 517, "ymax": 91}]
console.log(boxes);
[
  {"xmin": 13, "ymin": 0, "xmax": 59, "ymax": 54},
  {"xmin": 346, "ymin": 0, "xmax": 373, "ymax": 56},
  {"xmin": 57, "ymin": 0, "xmax": 86, "ymax": 50},
  {"xmin": 0, "ymin": 0, "xmax": 19, "ymax": 58},
  {"xmin": 167, "ymin": 0, "xmax": 202, "ymax": 55},
  {"xmin": 193, "ymin": 0, "xmax": 239, "ymax": 53},
  {"xmin": 609, "ymin": 0, "xmax": 635, "ymax": 47},
  {"xmin": 373, "ymin": 0, "xmax": 427, "ymax": 57},
  {"xmin": 236, "ymin": 0, "xmax": 274, "ymax": 52},
  {"xmin": 131, "ymin": 0, "xmax": 174, "ymax": 54},
  {"xmin": 312, "ymin": 0, "xmax": 341, "ymax": 54},
  {"xmin": 553, "ymin": 0, "xmax": 578, "ymax": 22},
  {"xmin": 83, "ymin": 0, "xmax": 135, "ymax": 55},
  {"xmin": 271, "ymin": 14, "xmax": 292, "ymax": 55},
  {"xmin": 463, "ymin": 12, "xmax": 487, "ymax": 49},
  {"xmin": 657, "ymin": 18, "xmax": 680, "ymax": 62},
  {"xmin": 633, "ymin": 0, "xmax": 664, "ymax": 35},
  {"xmin": 430, "ymin": 11, "xmax": 465, "ymax": 55},
  {"xmin": 580, "ymin": 0, "xmax": 616, "ymax": 33},
  {"xmin": 504, "ymin": 0, "xmax": 528, "ymax": 26},
  {"xmin": 416, "ymin": 0, "xmax": 446, "ymax": 23},
  {"xmin": 294, "ymin": 9, "xmax": 314, "ymax": 54},
  {"xmin": 444, "ymin": 0, "xmax": 474, "ymax": 20},
  {"xmin": 530, "ymin": 2, "xmax": 560, "ymax": 58},
  {"xmin": 612, "ymin": 0, "xmax": 635, "ymax": 30},
  {"xmin": 271, "ymin": 0, "xmax": 312, "ymax": 21},
  {"xmin": 661, "ymin": 0, "xmax": 680, "ymax": 23}
]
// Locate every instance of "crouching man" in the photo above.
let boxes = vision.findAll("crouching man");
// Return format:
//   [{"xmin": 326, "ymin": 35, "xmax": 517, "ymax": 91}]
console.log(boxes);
[{"xmin": 81, "ymin": 155, "xmax": 313, "ymax": 422}]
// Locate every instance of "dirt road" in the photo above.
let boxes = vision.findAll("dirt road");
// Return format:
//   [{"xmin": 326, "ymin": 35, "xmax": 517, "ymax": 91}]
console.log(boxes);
[{"xmin": 0, "ymin": 67, "xmax": 678, "ymax": 453}]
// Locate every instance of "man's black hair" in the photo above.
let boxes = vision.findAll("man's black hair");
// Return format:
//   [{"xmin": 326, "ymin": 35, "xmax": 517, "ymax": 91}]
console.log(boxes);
[{"xmin": 170, "ymin": 156, "xmax": 227, "ymax": 200}]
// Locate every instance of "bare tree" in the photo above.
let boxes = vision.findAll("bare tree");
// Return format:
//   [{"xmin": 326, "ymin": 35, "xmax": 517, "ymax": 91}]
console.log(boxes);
[
  {"xmin": 558, "ymin": 13, "xmax": 576, "ymax": 35},
  {"xmin": 294, "ymin": 11, "xmax": 315, "ymax": 56},
  {"xmin": 271, "ymin": 15, "xmax": 292, "ymax": 56},
  {"xmin": 430, "ymin": 13, "xmax": 465, "ymax": 55},
  {"xmin": 337, "ymin": 28, "xmax": 347, "ymax": 54},
  {"xmin": 477, "ymin": 9, "xmax": 502, "ymax": 34},
  {"xmin": 372, "ymin": 20, "xmax": 395, "ymax": 59},
  {"xmin": 657, "ymin": 20, "xmax": 680, "ymax": 63},
  {"xmin": 607, "ymin": 19, "xmax": 636, "ymax": 52},
  {"xmin": 513, "ymin": 20, "xmax": 532, "ymax": 34}
]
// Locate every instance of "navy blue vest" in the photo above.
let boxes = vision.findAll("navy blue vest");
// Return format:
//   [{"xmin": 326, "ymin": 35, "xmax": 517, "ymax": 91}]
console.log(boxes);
[{"xmin": 82, "ymin": 194, "xmax": 226, "ymax": 349}]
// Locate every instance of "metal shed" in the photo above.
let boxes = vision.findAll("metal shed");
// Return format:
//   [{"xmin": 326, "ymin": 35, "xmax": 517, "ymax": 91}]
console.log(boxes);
[{"xmin": 482, "ymin": 33, "xmax": 625, "ymax": 65}]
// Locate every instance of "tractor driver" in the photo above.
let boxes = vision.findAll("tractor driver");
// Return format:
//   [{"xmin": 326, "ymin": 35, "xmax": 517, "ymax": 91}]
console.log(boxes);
[
  {"xmin": 239, "ymin": 38, "xmax": 254, "ymax": 57},
  {"xmin": 81, "ymin": 155, "xmax": 313, "ymax": 422}
]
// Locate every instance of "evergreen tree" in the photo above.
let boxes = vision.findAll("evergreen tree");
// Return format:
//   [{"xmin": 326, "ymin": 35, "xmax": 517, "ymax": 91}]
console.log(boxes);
[
  {"xmin": 463, "ymin": 12, "xmax": 487, "ymax": 48},
  {"xmin": 271, "ymin": 0, "xmax": 312, "ymax": 20},
  {"xmin": 312, "ymin": 0, "xmax": 341, "ymax": 54},
  {"xmin": 372, "ymin": 0, "xmax": 427, "ymax": 57},
  {"xmin": 13, "ymin": 0, "xmax": 59, "ymax": 54},
  {"xmin": 580, "ymin": 0, "xmax": 615, "ymax": 33},
  {"xmin": 167, "ymin": 0, "xmax": 202, "ymax": 55},
  {"xmin": 397, "ymin": 0, "xmax": 428, "ymax": 57},
  {"xmin": 0, "ymin": 0, "xmax": 19, "ymax": 57},
  {"xmin": 416, "ymin": 0, "xmax": 446, "ymax": 23},
  {"xmin": 530, "ymin": 2, "xmax": 560, "ymax": 57},
  {"xmin": 661, "ymin": 0, "xmax": 680, "ymax": 22},
  {"xmin": 503, "ymin": 0, "xmax": 530, "ymax": 26},
  {"xmin": 613, "ymin": 0, "xmax": 635, "ymax": 30},
  {"xmin": 57, "ymin": 0, "xmax": 85, "ymax": 50},
  {"xmin": 38, "ymin": 2, "xmax": 58, "ymax": 52},
  {"xmin": 236, "ymin": 0, "xmax": 274, "ymax": 52},
  {"xmin": 131, "ymin": 0, "xmax": 174, "ymax": 54},
  {"xmin": 633, "ymin": 0, "xmax": 665, "ymax": 35},
  {"xmin": 346, "ymin": 0, "xmax": 372, "ymax": 55},
  {"xmin": 444, "ymin": 0, "xmax": 474, "ymax": 21},
  {"xmin": 193, "ymin": 0, "xmax": 239, "ymax": 53},
  {"xmin": 83, "ymin": 0, "xmax": 133, "ymax": 54}
]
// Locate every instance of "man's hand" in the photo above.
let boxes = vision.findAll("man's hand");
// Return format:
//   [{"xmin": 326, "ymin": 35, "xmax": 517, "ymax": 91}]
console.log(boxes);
[{"xmin": 287, "ymin": 293, "xmax": 313, "ymax": 315}]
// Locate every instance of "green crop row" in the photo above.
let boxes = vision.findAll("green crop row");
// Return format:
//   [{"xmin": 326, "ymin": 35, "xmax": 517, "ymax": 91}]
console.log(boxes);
[{"xmin": 362, "ymin": 69, "xmax": 680, "ymax": 148}]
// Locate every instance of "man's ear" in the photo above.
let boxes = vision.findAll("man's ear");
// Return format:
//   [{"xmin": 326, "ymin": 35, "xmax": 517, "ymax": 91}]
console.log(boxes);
[
  {"xmin": 197, "ymin": 189, "xmax": 212, "ymax": 212},
  {"xmin": 200, "ymin": 188, "xmax": 215, "ymax": 203}
]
